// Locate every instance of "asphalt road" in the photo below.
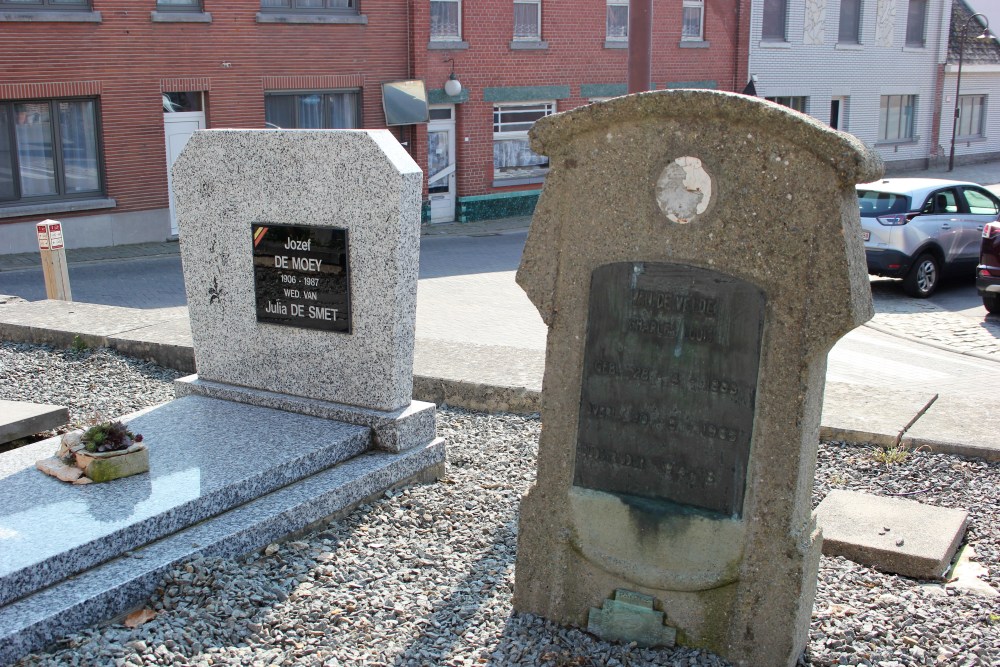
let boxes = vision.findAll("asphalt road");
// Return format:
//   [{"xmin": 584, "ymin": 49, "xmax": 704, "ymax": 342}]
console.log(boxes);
[{"xmin": 0, "ymin": 230, "xmax": 988, "ymax": 319}]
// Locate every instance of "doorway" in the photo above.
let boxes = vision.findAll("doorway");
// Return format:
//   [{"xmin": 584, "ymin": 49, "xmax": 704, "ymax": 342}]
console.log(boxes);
[
  {"xmin": 163, "ymin": 92, "xmax": 206, "ymax": 237},
  {"xmin": 427, "ymin": 105, "xmax": 456, "ymax": 223}
]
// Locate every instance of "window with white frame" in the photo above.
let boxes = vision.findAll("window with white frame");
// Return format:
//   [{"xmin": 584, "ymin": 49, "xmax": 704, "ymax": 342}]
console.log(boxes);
[
  {"xmin": 431, "ymin": 0, "xmax": 461, "ymax": 40},
  {"xmin": 762, "ymin": 0, "xmax": 787, "ymax": 41},
  {"xmin": 838, "ymin": 0, "xmax": 861, "ymax": 44},
  {"xmin": 1, "ymin": 98, "xmax": 104, "ymax": 206},
  {"xmin": 878, "ymin": 95, "xmax": 916, "ymax": 141},
  {"xmin": 765, "ymin": 96, "xmax": 807, "ymax": 113},
  {"xmin": 682, "ymin": 0, "xmax": 704, "ymax": 41},
  {"xmin": 514, "ymin": 0, "xmax": 541, "ymax": 40},
  {"xmin": 607, "ymin": 0, "xmax": 628, "ymax": 41},
  {"xmin": 493, "ymin": 101, "xmax": 554, "ymax": 181},
  {"xmin": 957, "ymin": 95, "xmax": 986, "ymax": 138},
  {"xmin": 905, "ymin": 0, "xmax": 927, "ymax": 47}
]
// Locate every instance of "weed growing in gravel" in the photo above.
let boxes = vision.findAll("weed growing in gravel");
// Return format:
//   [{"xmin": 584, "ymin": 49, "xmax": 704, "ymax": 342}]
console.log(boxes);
[
  {"xmin": 70, "ymin": 335, "xmax": 88, "ymax": 353},
  {"xmin": 871, "ymin": 443, "xmax": 911, "ymax": 466}
]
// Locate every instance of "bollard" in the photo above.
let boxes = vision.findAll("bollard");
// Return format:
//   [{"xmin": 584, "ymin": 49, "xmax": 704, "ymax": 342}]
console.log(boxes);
[{"xmin": 36, "ymin": 219, "xmax": 72, "ymax": 301}]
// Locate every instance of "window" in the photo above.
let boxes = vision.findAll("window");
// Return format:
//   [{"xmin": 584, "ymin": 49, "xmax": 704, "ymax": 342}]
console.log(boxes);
[
  {"xmin": 264, "ymin": 91, "xmax": 360, "ymax": 129},
  {"xmin": 905, "ymin": 0, "xmax": 927, "ymax": 47},
  {"xmin": 765, "ymin": 96, "xmax": 807, "ymax": 113},
  {"xmin": 963, "ymin": 188, "xmax": 999, "ymax": 215},
  {"xmin": 157, "ymin": 0, "xmax": 201, "ymax": 8},
  {"xmin": 493, "ymin": 102, "xmax": 553, "ymax": 182},
  {"xmin": 0, "ymin": 98, "xmax": 103, "ymax": 206},
  {"xmin": 762, "ymin": 0, "xmax": 787, "ymax": 41},
  {"xmin": 513, "ymin": 0, "xmax": 540, "ymax": 40},
  {"xmin": 260, "ymin": 0, "xmax": 356, "ymax": 11},
  {"xmin": 0, "ymin": 0, "xmax": 89, "ymax": 7},
  {"xmin": 838, "ymin": 0, "xmax": 861, "ymax": 43},
  {"xmin": 682, "ymin": 0, "xmax": 704, "ymax": 40},
  {"xmin": 956, "ymin": 95, "xmax": 986, "ymax": 138},
  {"xmin": 431, "ymin": 0, "xmax": 461, "ymax": 40},
  {"xmin": 607, "ymin": 0, "xmax": 628, "ymax": 41},
  {"xmin": 879, "ymin": 95, "xmax": 915, "ymax": 142}
]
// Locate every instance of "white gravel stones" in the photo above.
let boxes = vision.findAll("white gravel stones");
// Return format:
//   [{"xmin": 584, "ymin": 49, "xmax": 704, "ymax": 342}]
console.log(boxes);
[{"xmin": 4, "ymin": 344, "xmax": 1000, "ymax": 666}]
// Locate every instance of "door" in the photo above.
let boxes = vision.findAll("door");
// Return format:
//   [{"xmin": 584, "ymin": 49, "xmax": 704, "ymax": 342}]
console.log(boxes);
[
  {"xmin": 829, "ymin": 98, "xmax": 841, "ymax": 130},
  {"xmin": 959, "ymin": 186, "xmax": 1000, "ymax": 264},
  {"xmin": 916, "ymin": 188, "xmax": 964, "ymax": 263},
  {"xmin": 427, "ymin": 105, "xmax": 456, "ymax": 223},
  {"xmin": 164, "ymin": 110, "xmax": 205, "ymax": 236}
]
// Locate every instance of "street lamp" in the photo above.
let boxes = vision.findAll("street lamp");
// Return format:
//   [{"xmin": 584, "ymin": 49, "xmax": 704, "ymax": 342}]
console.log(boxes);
[{"xmin": 949, "ymin": 12, "xmax": 993, "ymax": 171}]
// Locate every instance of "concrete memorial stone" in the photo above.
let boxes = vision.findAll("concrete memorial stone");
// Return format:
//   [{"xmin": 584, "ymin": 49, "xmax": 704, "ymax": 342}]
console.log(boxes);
[{"xmin": 513, "ymin": 90, "xmax": 882, "ymax": 667}]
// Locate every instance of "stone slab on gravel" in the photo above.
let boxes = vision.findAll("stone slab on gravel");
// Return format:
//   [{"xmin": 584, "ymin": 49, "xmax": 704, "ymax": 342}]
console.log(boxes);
[
  {"xmin": 815, "ymin": 489, "xmax": 969, "ymax": 580},
  {"xmin": 820, "ymin": 382, "xmax": 935, "ymax": 447},
  {"xmin": 0, "ymin": 400, "xmax": 68, "ymax": 444}
]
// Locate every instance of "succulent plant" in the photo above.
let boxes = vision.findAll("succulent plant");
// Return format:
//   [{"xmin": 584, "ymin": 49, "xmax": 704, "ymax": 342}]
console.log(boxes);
[{"xmin": 82, "ymin": 421, "xmax": 143, "ymax": 453}]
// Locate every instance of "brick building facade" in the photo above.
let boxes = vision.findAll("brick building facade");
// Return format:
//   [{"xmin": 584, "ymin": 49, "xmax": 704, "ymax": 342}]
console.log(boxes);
[
  {"xmin": 0, "ymin": 0, "xmax": 410, "ymax": 253},
  {"xmin": 0, "ymin": 1, "xmax": 748, "ymax": 251}
]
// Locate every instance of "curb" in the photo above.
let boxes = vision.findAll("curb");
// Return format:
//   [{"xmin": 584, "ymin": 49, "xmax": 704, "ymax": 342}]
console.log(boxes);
[{"xmin": 862, "ymin": 321, "xmax": 1000, "ymax": 364}]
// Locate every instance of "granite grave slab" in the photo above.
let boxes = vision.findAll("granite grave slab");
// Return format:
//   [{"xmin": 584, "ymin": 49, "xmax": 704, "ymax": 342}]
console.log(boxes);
[{"xmin": 0, "ymin": 400, "xmax": 68, "ymax": 444}]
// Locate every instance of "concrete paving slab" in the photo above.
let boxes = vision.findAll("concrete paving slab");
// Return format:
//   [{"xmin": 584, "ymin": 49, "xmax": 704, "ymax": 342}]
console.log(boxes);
[
  {"xmin": 903, "ymin": 394, "xmax": 1000, "ymax": 461},
  {"xmin": 0, "ymin": 300, "xmax": 187, "ymax": 349},
  {"xmin": 815, "ymin": 489, "xmax": 969, "ymax": 580},
  {"xmin": 108, "ymin": 316, "xmax": 194, "ymax": 373},
  {"xmin": 0, "ymin": 401, "xmax": 69, "ymax": 444},
  {"xmin": 820, "ymin": 382, "xmax": 935, "ymax": 447}
]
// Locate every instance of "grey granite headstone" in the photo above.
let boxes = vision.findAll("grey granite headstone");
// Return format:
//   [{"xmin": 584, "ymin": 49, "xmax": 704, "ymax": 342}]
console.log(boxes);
[
  {"xmin": 512, "ymin": 90, "xmax": 882, "ymax": 667},
  {"xmin": 173, "ymin": 130, "xmax": 420, "ymax": 413},
  {"xmin": 171, "ymin": 129, "xmax": 440, "ymax": 453}
]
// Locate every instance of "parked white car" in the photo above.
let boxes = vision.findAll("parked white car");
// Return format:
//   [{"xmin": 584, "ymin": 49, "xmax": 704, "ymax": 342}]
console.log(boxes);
[{"xmin": 857, "ymin": 178, "xmax": 1000, "ymax": 297}]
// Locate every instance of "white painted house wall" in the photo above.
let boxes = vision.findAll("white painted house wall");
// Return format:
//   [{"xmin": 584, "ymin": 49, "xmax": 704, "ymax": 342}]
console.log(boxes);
[
  {"xmin": 940, "ymin": 66, "xmax": 1000, "ymax": 165},
  {"xmin": 748, "ymin": 0, "xmax": 951, "ymax": 170}
]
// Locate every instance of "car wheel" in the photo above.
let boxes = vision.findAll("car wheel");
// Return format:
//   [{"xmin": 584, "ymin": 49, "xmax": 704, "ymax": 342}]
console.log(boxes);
[
  {"xmin": 985, "ymin": 293, "xmax": 1000, "ymax": 315},
  {"xmin": 902, "ymin": 253, "xmax": 940, "ymax": 298}
]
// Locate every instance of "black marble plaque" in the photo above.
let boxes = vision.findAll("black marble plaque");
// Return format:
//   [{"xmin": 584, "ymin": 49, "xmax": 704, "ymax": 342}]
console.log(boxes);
[
  {"xmin": 251, "ymin": 223, "xmax": 351, "ymax": 333},
  {"xmin": 574, "ymin": 262, "xmax": 765, "ymax": 517}
]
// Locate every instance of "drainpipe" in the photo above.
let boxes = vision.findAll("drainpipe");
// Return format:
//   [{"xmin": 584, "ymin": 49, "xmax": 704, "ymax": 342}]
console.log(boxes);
[{"xmin": 628, "ymin": 0, "xmax": 653, "ymax": 93}]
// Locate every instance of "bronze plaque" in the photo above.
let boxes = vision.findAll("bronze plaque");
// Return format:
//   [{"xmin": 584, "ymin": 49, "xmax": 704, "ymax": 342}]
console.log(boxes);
[{"xmin": 574, "ymin": 262, "xmax": 765, "ymax": 517}]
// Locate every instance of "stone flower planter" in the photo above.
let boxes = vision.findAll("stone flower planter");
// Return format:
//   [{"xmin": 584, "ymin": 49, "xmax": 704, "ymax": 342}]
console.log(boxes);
[{"xmin": 36, "ymin": 424, "xmax": 149, "ymax": 485}]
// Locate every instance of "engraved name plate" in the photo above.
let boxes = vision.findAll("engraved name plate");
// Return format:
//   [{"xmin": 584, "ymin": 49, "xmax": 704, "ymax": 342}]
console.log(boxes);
[
  {"xmin": 574, "ymin": 262, "xmax": 765, "ymax": 517},
  {"xmin": 252, "ymin": 223, "xmax": 352, "ymax": 333}
]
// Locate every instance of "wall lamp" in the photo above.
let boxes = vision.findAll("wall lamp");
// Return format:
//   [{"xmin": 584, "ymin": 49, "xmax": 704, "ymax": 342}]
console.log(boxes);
[
  {"xmin": 444, "ymin": 58, "xmax": 462, "ymax": 97},
  {"xmin": 949, "ymin": 12, "xmax": 994, "ymax": 171}
]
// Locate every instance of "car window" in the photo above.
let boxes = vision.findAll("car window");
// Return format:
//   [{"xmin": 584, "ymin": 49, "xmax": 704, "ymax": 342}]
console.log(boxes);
[
  {"xmin": 856, "ymin": 190, "xmax": 909, "ymax": 217},
  {"xmin": 920, "ymin": 189, "xmax": 959, "ymax": 214},
  {"xmin": 962, "ymin": 187, "xmax": 999, "ymax": 215}
]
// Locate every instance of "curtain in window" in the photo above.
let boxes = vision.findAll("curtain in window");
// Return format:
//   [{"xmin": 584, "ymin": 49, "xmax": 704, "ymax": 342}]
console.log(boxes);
[
  {"xmin": 59, "ymin": 100, "xmax": 100, "ymax": 194},
  {"xmin": 264, "ymin": 96, "xmax": 295, "ymax": 128},
  {"xmin": 606, "ymin": 4, "xmax": 628, "ymax": 39},
  {"xmin": 762, "ymin": 0, "xmax": 786, "ymax": 40},
  {"xmin": 14, "ymin": 102, "xmax": 57, "ymax": 197},
  {"xmin": 514, "ymin": 1, "xmax": 539, "ymax": 39},
  {"xmin": 431, "ymin": 1, "xmax": 460, "ymax": 38},
  {"xmin": 327, "ymin": 93, "xmax": 357, "ymax": 129},
  {"xmin": 682, "ymin": 6, "xmax": 702, "ymax": 39},
  {"xmin": 0, "ymin": 109, "xmax": 13, "ymax": 201},
  {"xmin": 297, "ymin": 94, "xmax": 323, "ymax": 129},
  {"xmin": 838, "ymin": 0, "xmax": 861, "ymax": 43},
  {"xmin": 493, "ymin": 138, "xmax": 547, "ymax": 176},
  {"xmin": 905, "ymin": 0, "xmax": 926, "ymax": 46}
]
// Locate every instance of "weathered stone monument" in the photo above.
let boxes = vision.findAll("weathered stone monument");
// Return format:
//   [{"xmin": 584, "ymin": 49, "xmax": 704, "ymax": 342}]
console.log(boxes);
[{"xmin": 513, "ymin": 90, "xmax": 882, "ymax": 666}]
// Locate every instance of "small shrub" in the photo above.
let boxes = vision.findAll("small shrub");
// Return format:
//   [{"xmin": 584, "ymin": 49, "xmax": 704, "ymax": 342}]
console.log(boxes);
[{"xmin": 81, "ymin": 421, "xmax": 143, "ymax": 453}]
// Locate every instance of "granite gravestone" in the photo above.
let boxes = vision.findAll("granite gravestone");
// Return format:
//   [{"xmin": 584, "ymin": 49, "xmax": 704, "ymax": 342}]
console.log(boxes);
[
  {"xmin": 171, "ymin": 129, "xmax": 443, "ymax": 455},
  {"xmin": 513, "ymin": 90, "xmax": 881, "ymax": 667}
]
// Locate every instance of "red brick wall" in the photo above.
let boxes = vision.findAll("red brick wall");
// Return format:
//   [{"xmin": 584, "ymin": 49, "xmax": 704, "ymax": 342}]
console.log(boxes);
[
  {"xmin": 0, "ymin": 0, "xmax": 409, "ymax": 226},
  {"xmin": 411, "ymin": 0, "xmax": 749, "ymax": 202}
]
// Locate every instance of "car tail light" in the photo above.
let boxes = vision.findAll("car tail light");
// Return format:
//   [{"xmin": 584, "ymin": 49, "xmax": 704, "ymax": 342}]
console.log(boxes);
[
  {"xmin": 877, "ymin": 214, "xmax": 908, "ymax": 226},
  {"xmin": 984, "ymin": 222, "xmax": 1000, "ymax": 239}
]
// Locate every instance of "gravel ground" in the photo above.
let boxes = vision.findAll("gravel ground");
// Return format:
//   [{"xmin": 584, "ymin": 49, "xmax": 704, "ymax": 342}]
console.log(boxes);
[{"xmin": 3, "ymin": 343, "xmax": 999, "ymax": 666}]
